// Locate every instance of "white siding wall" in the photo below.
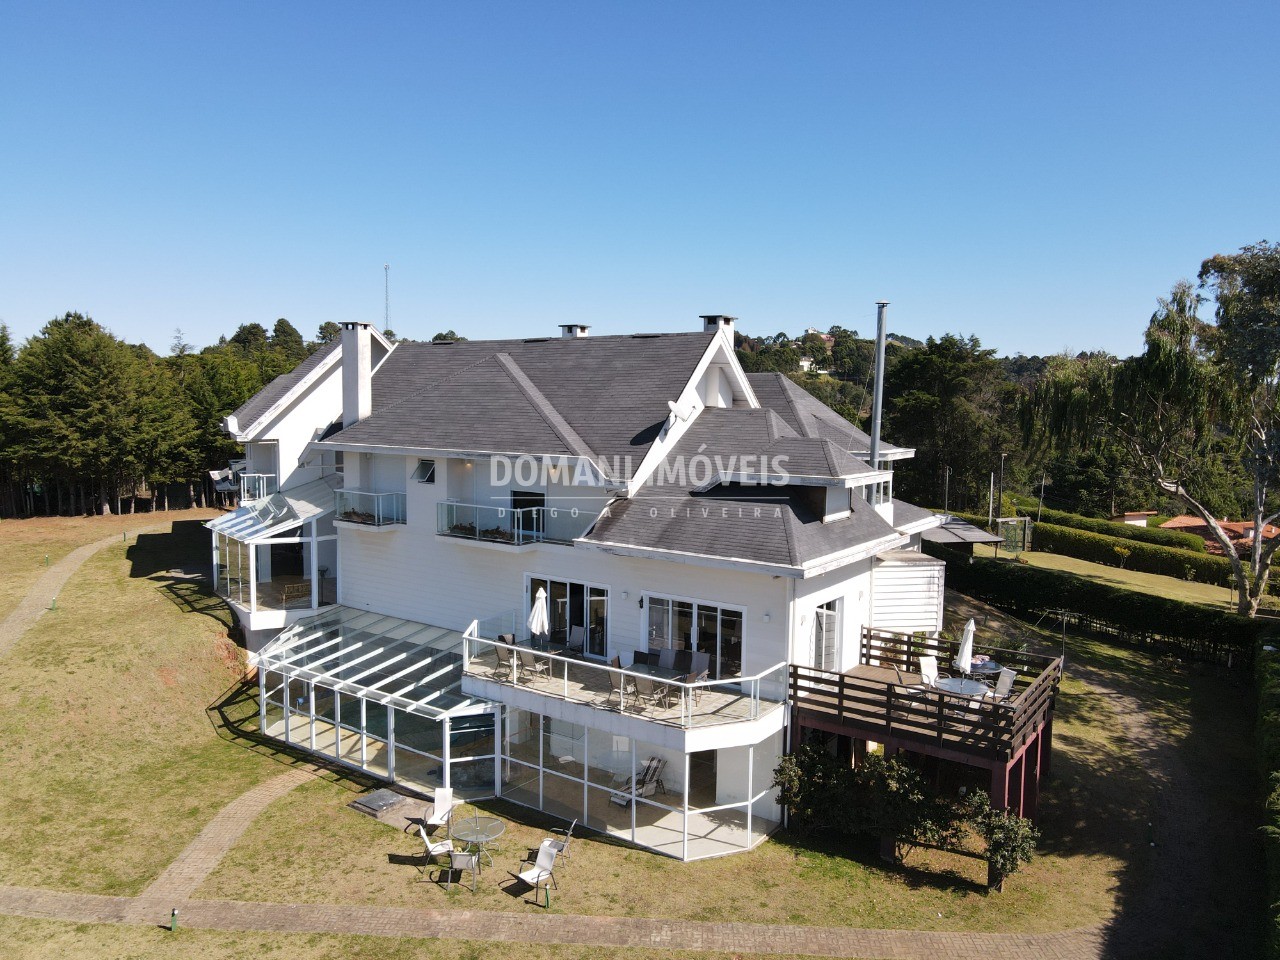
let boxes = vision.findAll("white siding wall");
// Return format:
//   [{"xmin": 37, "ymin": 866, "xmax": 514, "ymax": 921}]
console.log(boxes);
[
  {"xmin": 338, "ymin": 454, "xmax": 793, "ymax": 677},
  {"xmin": 255, "ymin": 362, "xmax": 344, "ymax": 491},
  {"xmin": 869, "ymin": 555, "xmax": 945, "ymax": 634},
  {"xmin": 791, "ymin": 559, "xmax": 874, "ymax": 672}
]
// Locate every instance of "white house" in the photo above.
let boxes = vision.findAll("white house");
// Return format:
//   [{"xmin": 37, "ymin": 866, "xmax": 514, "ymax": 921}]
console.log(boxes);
[{"xmin": 208, "ymin": 315, "xmax": 958, "ymax": 860}]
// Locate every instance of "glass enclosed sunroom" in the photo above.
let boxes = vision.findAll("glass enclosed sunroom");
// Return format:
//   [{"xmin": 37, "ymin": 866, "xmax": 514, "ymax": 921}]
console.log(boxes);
[{"xmin": 251, "ymin": 606, "xmax": 500, "ymax": 797}]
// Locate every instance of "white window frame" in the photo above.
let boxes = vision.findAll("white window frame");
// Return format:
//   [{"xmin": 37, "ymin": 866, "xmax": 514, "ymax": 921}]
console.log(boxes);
[
  {"xmin": 642, "ymin": 591, "xmax": 745, "ymax": 680},
  {"xmin": 523, "ymin": 572, "xmax": 610, "ymax": 660}
]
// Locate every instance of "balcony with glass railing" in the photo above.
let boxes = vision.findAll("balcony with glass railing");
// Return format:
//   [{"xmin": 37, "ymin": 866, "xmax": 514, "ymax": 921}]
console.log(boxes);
[
  {"xmin": 461, "ymin": 614, "xmax": 787, "ymax": 731},
  {"xmin": 240, "ymin": 473, "xmax": 278, "ymax": 502},
  {"xmin": 334, "ymin": 489, "xmax": 407, "ymax": 527},
  {"xmin": 437, "ymin": 502, "xmax": 588, "ymax": 546}
]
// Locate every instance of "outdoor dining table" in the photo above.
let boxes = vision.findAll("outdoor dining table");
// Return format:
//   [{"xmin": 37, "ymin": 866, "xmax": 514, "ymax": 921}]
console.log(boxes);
[
  {"xmin": 450, "ymin": 814, "xmax": 505, "ymax": 867},
  {"xmin": 964, "ymin": 659, "xmax": 1003, "ymax": 678},
  {"xmin": 933, "ymin": 677, "xmax": 990, "ymax": 697},
  {"xmin": 627, "ymin": 662, "xmax": 683, "ymax": 682}
]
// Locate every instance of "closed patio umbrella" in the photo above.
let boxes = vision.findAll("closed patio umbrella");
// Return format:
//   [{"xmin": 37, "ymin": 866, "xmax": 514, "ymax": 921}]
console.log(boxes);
[
  {"xmin": 955, "ymin": 618, "xmax": 975, "ymax": 675},
  {"xmin": 527, "ymin": 587, "xmax": 550, "ymax": 644}
]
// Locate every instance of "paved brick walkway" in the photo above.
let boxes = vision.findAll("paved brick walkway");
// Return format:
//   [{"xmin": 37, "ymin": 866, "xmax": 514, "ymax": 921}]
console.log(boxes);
[
  {"xmin": 0, "ymin": 883, "xmax": 1104, "ymax": 958},
  {"xmin": 134, "ymin": 768, "xmax": 313, "ymax": 903}
]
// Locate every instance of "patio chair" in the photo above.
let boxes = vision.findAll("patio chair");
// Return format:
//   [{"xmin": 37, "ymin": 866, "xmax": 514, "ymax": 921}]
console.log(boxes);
[
  {"xmin": 445, "ymin": 849, "xmax": 480, "ymax": 893},
  {"xmin": 988, "ymin": 667, "xmax": 1017, "ymax": 702},
  {"xmin": 549, "ymin": 817, "xmax": 577, "ymax": 862},
  {"xmin": 657, "ymin": 648, "xmax": 677, "ymax": 671},
  {"xmin": 605, "ymin": 658, "xmax": 636, "ymax": 709},
  {"xmin": 566, "ymin": 625, "xmax": 586, "ymax": 657},
  {"xmin": 608, "ymin": 757, "xmax": 657, "ymax": 804},
  {"xmin": 631, "ymin": 650, "xmax": 653, "ymax": 666},
  {"xmin": 648, "ymin": 756, "xmax": 669, "ymax": 796},
  {"xmin": 682, "ymin": 669, "xmax": 709, "ymax": 708},
  {"xmin": 493, "ymin": 643, "xmax": 515, "ymax": 682},
  {"xmin": 690, "ymin": 651, "xmax": 711, "ymax": 676},
  {"xmin": 417, "ymin": 823, "xmax": 454, "ymax": 877},
  {"xmin": 634, "ymin": 674, "xmax": 672, "ymax": 710},
  {"xmin": 427, "ymin": 787, "xmax": 457, "ymax": 829},
  {"xmin": 516, "ymin": 840, "xmax": 558, "ymax": 907},
  {"xmin": 517, "ymin": 648, "xmax": 550, "ymax": 682},
  {"xmin": 910, "ymin": 654, "xmax": 947, "ymax": 690}
]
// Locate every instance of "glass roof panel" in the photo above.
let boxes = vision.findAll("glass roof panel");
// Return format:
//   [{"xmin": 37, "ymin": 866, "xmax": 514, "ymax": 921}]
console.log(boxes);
[
  {"xmin": 251, "ymin": 605, "xmax": 481, "ymax": 718},
  {"xmin": 206, "ymin": 477, "xmax": 339, "ymax": 543}
]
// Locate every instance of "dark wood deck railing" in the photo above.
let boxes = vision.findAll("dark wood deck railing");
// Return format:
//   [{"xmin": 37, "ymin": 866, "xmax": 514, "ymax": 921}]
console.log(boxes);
[{"xmin": 789, "ymin": 627, "xmax": 1062, "ymax": 764}]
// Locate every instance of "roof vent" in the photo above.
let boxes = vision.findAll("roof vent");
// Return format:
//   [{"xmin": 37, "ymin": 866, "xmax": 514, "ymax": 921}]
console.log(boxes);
[
  {"xmin": 559, "ymin": 323, "xmax": 590, "ymax": 339},
  {"xmin": 523, "ymin": 337, "xmax": 551, "ymax": 343},
  {"xmin": 700, "ymin": 314, "xmax": 736, "ymax": 337},
  {"xmin": 630, "ymin": 333, "xmax": 661, "ymax": 339}
]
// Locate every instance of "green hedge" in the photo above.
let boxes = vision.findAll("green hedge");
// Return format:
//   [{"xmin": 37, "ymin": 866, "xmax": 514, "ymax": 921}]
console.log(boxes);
[
  {"xmin": 1032, "ymin": 522, "xmax": 1232, "ymax": 586},
  {"xmin": 1014, "ymin": 503, "xmax": 1207, "ymax": 552},
  {"xmin": 924, "ymin": 541, "xmax": 1265, "ymax": 664},
  {"xmin": 1255, "ymin": 629, "xmax": 1280, "ymax": 957}
]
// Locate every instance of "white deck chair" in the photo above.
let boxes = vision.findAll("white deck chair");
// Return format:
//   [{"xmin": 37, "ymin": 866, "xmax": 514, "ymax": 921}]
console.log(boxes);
[
  {"xmin": 517, "ymin": 839, "xmax": 559, "ymax": 907},
  {"xmin": 427, "ymin": 787, "xmax": 457, "ymax": 828},
  {"xmin": 417, "ymin": 822, "xmax": 453, "ymax": 876}
]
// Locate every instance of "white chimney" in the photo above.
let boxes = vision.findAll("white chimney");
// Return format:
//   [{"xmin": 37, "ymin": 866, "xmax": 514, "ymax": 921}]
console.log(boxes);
[
  {"xmin": 700, "ymin": 314, "xmax": 736, "ymax": 338},
  {"xmin": 341, "ymin": 321, "xmax": 373, "ymax": 428},
  {"xmin": 559, "ymin": 323, "xmax": 590, "ymax": 338}
]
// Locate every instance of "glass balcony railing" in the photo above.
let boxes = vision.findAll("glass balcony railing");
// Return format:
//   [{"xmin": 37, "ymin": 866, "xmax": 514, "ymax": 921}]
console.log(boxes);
[
  {"xmin": 240, "ymin": 473, "xmax": 278, "ymax": 501},
  {"xmin": 461, "ymin": 615, "xmax": 788, "ymax": 730},
  {"xmin": 437, "ymin": 502, "xmax": 575, "ymax": 545},
  {"xmin": 335, "ymin": 489, "xmax": 407, "ymax": 526}
]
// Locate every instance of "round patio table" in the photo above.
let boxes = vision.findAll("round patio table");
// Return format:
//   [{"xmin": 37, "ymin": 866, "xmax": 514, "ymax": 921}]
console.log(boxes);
[
  {"xmin": 965, "ymin": 659, "xmax": 1003, "ymax": 678},
  {"xmin": 451, "ymin": 815, "xmax": 505, "ymax": 866},
  {"xmin": 933, "ymin": 677, "xmax": 990, "ymax": 697}
]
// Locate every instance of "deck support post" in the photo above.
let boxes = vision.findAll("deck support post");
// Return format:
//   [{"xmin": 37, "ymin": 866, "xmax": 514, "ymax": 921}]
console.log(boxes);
[{"xmin": 1040, "ymin": 714, "xmax": 1054, "ymax": 779}]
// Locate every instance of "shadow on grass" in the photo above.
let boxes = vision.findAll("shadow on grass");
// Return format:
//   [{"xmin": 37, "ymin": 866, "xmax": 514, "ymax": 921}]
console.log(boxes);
[
  {"xmin": 953, "ymin": 594, "xmax": 1267, "ymax": 957},
  {"xmin": 205, "ymin": 678, "xmax": 377, "ymax": 796}
]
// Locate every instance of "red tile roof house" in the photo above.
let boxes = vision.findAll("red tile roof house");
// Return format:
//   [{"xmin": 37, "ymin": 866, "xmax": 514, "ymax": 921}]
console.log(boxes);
[
  {"xmin": 206, "ymin": 315, "xmax": 1061, "ymax": 859},
  {"xmin": 1161, "ymin": 515, "xmax": 1280, "ymax": 556}
]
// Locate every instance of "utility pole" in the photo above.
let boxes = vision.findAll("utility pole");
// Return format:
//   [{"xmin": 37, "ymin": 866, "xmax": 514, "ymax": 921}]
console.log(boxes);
[
  {"xmin": 943, "ymin": 465, "xmax": 952, "ymax": 514},
  {"xmin": 996, "ymin": 452, "xmax": 1007, "ymax": 520},
  {"xmin": 988, "ymin": 472, "xmax": 995, "ymax": 529},
  {"xmin": 1037, "ymin": 472, "xmax": 1046, "ymax": 522}
]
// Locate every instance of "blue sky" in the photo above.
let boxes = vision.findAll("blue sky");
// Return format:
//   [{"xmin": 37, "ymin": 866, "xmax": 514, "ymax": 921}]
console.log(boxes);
[{"xmin": 1, "ymin": 1, "xmax": 1276, "ymax": 357}]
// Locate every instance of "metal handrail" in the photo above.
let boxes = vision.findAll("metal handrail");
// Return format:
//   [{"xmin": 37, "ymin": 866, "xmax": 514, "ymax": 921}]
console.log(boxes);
[{"xmin": 461, "ymin": 624, "xmax": 786, "ymax": 729}]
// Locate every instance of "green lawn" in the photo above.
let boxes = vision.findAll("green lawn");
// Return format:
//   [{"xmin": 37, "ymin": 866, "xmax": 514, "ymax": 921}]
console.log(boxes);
[
  {"xmin": 973, "ymin": 543, "xmax": 1259, "ymax": 609},
  {"xmin": 0, "ymin": 518, "xmax": 284, "ymax": 895},
  {"xmin": 0, "ymin": 510, "xmax": 216, "ymax": 622},
  {"xmin": 0, "ymin": 916, "xmax": 839, "ymax": 960}
]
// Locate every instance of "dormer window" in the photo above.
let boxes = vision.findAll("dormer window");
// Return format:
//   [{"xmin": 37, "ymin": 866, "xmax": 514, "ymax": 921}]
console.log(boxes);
[{"xmin": 412, "ymin": 459, "xmax": 437, "ymax": 484}]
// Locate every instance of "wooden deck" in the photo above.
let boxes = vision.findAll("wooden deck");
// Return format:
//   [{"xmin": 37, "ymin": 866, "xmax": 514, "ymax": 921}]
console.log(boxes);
[
  {"xmin": 791, "ymin": 628, "xmax": 1062, "ymax": 767},
  {"xmin": 465, "ymin": 649, "xmax": 777, "ymax": 729}
]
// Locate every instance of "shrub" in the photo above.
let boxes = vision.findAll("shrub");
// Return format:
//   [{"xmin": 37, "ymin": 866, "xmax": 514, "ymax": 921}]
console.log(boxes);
[
  {"xmin": 1018, "ymin": 504, "xmax": 1206, "ymax": 552},
  {"xmin": 1255, "ymin": 633, "xmax": 1280, "ymax": 957},
  {"xmin": 964, "ymin": 790, "xmax": 1040, "ymax": 891}
]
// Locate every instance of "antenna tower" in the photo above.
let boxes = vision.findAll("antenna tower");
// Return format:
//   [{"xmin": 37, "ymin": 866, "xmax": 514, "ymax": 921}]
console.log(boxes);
[{"xmin": 383, "ymin": 263, "xmax": 390, "ymax": 331}]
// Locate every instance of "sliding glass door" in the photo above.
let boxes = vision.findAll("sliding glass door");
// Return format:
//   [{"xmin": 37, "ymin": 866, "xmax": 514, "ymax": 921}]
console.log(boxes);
[
  {"xmin": 648, "ymin": 597, "xmax": 743, "ymax": 679},
  {"xmin": 527, "ymin": 576, "xmax": 608, "ymax": 658}
]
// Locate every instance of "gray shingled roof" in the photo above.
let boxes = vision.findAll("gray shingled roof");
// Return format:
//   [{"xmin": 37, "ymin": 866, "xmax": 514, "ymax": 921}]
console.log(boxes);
[
  {"xmin": 230, "ymin": 342, "xmax": 340, "ymax": 435},
  {"xmin": 324, "ymin": 333, "xmax": 715, "ymax": 479},
  {"xmin": 582, "ymin": 408, "xmax": 903, "ymax": 569},
  {"xmin": 746, "ymin": 372, "xmax": 909, "ymax": 456},
  {"xmin": 891, "ymin": 498, "xmax": 939, "ymax": 530}
]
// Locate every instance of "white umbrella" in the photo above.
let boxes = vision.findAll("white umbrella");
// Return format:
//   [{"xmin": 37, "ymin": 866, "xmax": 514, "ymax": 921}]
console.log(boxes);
[
  {"xmin": 955, "ymin": 618, "xmax": 975, "ymax": 674},
  {"xmin": 527, "ymin": 587, "xmax": 550, "ymax": 642}
]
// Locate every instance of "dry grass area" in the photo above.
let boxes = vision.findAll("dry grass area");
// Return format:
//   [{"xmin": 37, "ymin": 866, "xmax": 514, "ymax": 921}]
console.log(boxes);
[
  {"xmin": 0, "ymin": 916, "xmax": 830, "ymax": 960},
  {"xmin": 0, "ymin": 509, "xmax": 218, "ymax": 621},
  {"xmin": 0, "ymin": 518, "xmax": 283, "ymax": 895}
]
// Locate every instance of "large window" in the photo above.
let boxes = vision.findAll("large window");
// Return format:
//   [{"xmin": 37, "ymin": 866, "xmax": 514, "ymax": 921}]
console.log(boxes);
[
  {"xmin": 528, "ymin": 576, "xmax": 608, "ymax": 658},
  {"xmin": 647, "ymin": 596, "xmax": 743, "ymax": 679}
]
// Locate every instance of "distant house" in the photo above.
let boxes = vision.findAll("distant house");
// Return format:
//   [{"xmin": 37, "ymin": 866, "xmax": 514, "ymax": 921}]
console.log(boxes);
[
  {"xmin": 1161, "ymin": 514, "xmax": 1280, "ymax": 556},
  {"xmin": 1110, "ymin": 510, "xmax": 1157, "ymax": 527}
]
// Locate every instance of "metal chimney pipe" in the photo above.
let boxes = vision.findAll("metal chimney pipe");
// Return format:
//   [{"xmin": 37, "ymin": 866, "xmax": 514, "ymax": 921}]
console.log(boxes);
[{"xmin": 868, "ymin": 301, "xmax": 889, "ymax": 469}]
